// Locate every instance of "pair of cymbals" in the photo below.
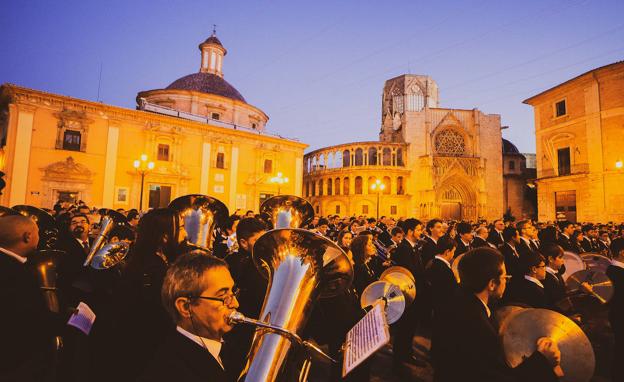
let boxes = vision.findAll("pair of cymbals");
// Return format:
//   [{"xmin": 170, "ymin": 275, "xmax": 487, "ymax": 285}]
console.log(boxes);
[
  {"xmin": 360, "ymin": 266, "xmax": 416, "ymax": 324},
  {"xmin": 496, "ymin": 306, "xmax": 595, "ymax": 382}
]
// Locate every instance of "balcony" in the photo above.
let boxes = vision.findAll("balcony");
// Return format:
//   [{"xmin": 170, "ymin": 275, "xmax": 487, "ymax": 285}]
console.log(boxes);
[{"xmin": 538, "ymin": 163, "xmax": 590, "ymax": 179}]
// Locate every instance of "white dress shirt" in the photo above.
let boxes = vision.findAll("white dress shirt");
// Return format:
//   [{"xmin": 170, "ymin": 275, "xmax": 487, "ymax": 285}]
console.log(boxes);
[
  {"xmin": 545, "ymin": 266, "xmax": 558, "ymax": 276},
  {"xmin": 476, "ymin": 295, "xmax": 491, "ymax": 318},
  {"xmin": 176, "ymin": 326, "xmax": 224, "ymax": 369},
  {"xmin": 612, "ymin": 259, "xmax": 624, "ymax": 269},
  {"xmin": 434, "ymin": 255, "xmax": 451, "ymax": 269},
  {"xmin": 0, "ymin": 246, "xmax": 27, "ymax": 263},
  {"xmin": 524, "ymin": 275, "xmax": 544, "ymax": 288}
]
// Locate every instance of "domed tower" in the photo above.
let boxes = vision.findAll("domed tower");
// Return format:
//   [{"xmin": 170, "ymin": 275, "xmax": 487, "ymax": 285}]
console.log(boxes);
[{"xmin": 137, "ymin": 32, "xmax": 268, "ymax": 131}]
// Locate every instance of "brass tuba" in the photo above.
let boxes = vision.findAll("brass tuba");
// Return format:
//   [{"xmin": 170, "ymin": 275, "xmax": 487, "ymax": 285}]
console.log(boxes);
[
  {"xmin": 83, "ymin": 208, "xmax": 129, "ymax": 267},
  {"xmin": 260, "ymin": 195, "xmax": 314, "ymax": 229},
  {"xmin": 236, "ymin": 228, "xmax": 353, "ymax": 382},
  {"xmin": 12, "ymin": 205, "xmax": 59, "ymax": 249},
  {"xmin": 168, "ymin": 194, "xmax": 229, "ymax": 253}
]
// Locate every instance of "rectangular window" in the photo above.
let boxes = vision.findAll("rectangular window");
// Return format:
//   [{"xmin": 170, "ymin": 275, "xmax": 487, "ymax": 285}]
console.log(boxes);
[
  {"xmin": 211, "ymin": 113, "xmax": 220, "ymax": 120},
  {"xmin": 335, "ymin": 205, "xmax": 340, "ymax": 214},
  {"xmin": 62, "ymin": 130, "xmax": 82, "ymax": 151},
  {"xmin": 148, "ymin": 185, "xmax": 172, "ymax": 209},
  {"xmin": 264, "ymin": 159, "xmax": 273, "ymax": 174},
  {"xmin": 216, "ymin": 152, "xmax": 225, "ymax": 169},
  {"xmin": 390, "ymin": 205, "xmax": 397, "ymax": 215},
  {"xmin": 362, "ymin": 205, "xmax": 369, "ymax": 214},
  {"xmin": 251, "ymin": 123, "xmax": 257, "ymax": 130},
  {"xmin": 557, "ymin": 147, "xmax": 571, "ymax": 176},
  {"xmin": 508, "ymin": 160, "xmax": 515, "ymax": 170},
  {"xmin": 555, "ymin": 100, "xmax": 566, "ymax": 117},
  {"xmin": 157, "ymin": 144, "xmax": 170, "ymax": 161}
]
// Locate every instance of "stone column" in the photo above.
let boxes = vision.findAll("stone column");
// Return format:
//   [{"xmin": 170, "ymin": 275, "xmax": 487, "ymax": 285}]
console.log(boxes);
[
  {"xmin": 102, "ymin": 122, "xmax": 120, "ymax": 207},
  {"xmin": 295, "ymin": 157, "xmax": 303, "ymax": 196},
  {"xmin": 200, "ymin": 142, "xmax": 212, "ymax": 194},
  {"xmin": 9, "ymin": 106, "xmax": 35, "ymax": 206},
  {"xmin": 228, "ymin": 146, "xmax": 239, "ymax": 210}
]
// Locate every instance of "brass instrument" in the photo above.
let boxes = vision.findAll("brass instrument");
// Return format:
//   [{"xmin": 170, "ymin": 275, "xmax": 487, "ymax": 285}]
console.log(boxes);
[
  {"xmin": 169, "ymin": 194, "xmax": 229, "ymax": 252},
  {"xmin": 238, "ymin": 228, "xmax": 353, "ymax": 382},
  {"xmin": 499, "ymin": 307, "xmax": 595, "ymax": 382},
  {"xmin": 0, "ymin": 205, "xmax": 20, "ymax": 217},
  {"xmin": 259, "ymin": 195, "xmax": 314, "ymax": 229},
  {"xmin": 31, "ymin": 249, "xmax": 65, "ymax": 314},
  {"xmin": 90, "ymin": 241, "xmax": 131, "ymax": 270},
  {"xmin": 12, "ymin": 205, "xmax": 59, "ymax": 249},
  {"xmin": 83, "ymin": 208, "xmax": 129, "ymax": 267}
]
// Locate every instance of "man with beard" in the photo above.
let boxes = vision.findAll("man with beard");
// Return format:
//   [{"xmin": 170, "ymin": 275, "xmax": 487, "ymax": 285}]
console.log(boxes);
[
  {"xmin": 55, "ymin": 213, "xmax": 94, "ymax": 305},
  {"xmin": 222, "ymin": 218, "xmax": 267, "ymax": 377},
  {"xmin": 140, "ymin": 253, "xmax": 239, "ymax": 382},
  {"xmin": 432, "ymin": 248, "xmax": 561, "ymax": 382}
]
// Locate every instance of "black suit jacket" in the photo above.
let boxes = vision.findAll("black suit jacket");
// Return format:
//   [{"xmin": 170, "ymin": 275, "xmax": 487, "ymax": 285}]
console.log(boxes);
[
  {"xmin": 393, "ymin": 240, "xmax": 424, "ymax": 283},
  {"xmin": 421, "ymin": 236, "xmax": 439, "ymax": 266},
  {"xmin": 516, "ymin": 238, "xmax": 533, "ymax": 259},
  {"xmin": 557, "ymin": 234, "xmax": 575, "ymax": 252},
  {"xmin": 0, "ymin": 252, "xmax": 63, "ymax": 381},
  {"xmin": 432, "ymin": 288, "xmax": 557, "ymax": 382},
  {"xmin": 455, "ymin": 238, "xmax": 471, "ymax": 257},
  {"xmin": 503, "ymin": 277, "xmax": 548, "ymax": 309},
  {"xmin": 425, "ymin": 258, "xmax": 458, "ymax": 312},
  {"xmin": 54, "ymin": 235, "xmax": 93, "ymax": 304},
  {"xmin": 542, "ymin": 270, "xmax": 566, "ymax": 309},
  {"xmin": 500, "ymin": 243, "xmax": 522, "ymax": 278},
  {"xmin": 487, "ymin": 229, "xmax": 504, "ymax": 248},
  {"xmin": 140, "ymin": 331, "xmax": 231, "ymax": 382},
  {"xmin": 472, "ymin": 236, "xmax": 493, "ymax": 248}
]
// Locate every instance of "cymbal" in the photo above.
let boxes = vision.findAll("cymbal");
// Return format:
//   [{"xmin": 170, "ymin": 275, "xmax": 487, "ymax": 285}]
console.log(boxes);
[
  {"xmin": 379, "ymin": 266, "xmax": 416, "ymax": 305},
  {"xmin": 494, "ymin": 305, "xmax": 528, "ymax": 332},
  {"xmin": 580, "ymin": 253, "xmax": 611, "ymax": 274},
  {"xmin": 562, "ymin": 251, "xmax": 585, "ymax": 281},
  {"xmin": 566, "ymin": 269, "xmax": 613, "ymax": 303},
  {"xmin": 451, "ymin": 253, "xmax": 465, "ymax": 283},
  {"xmin": 360, "ymin": 280, "xmax": 405, "ymax": 324},
  {"xmin": 501, "ymin": 308, "xmax": 595, "ymax": 382}
]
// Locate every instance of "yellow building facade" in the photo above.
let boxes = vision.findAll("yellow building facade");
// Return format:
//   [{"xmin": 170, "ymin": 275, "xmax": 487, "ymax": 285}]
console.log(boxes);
[
  {"xmin": 304, "ymin": 75, "xmax": 504, "ymax": 221},
  {"xmin": 0, "ymin": 34, "xmax": 306, "ymax": 211},
  {"xmin": 524, "ymin": 61, "xmax": 624, "ymax": 223}
]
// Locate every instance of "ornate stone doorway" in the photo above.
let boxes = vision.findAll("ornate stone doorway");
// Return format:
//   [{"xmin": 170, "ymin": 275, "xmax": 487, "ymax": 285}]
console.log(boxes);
[
  {"xmin": 441, "ymin": 202, "xmax": 462, "ymax": 220},
  {"xmin": 40, "ymin": 157, "xmax": 93, "ymax": 208}
]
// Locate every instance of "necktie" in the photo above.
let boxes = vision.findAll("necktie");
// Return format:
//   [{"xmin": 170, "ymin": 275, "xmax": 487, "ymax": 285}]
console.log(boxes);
[{"xmin": 82, "ymin": 241, "xmax": 89, "ymax": 252}]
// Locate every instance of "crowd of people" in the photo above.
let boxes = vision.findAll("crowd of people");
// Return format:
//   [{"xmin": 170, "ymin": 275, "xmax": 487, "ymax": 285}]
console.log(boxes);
[{"xmin": 1, "ymin": 198, "xmax": 623, "ymax": 382}]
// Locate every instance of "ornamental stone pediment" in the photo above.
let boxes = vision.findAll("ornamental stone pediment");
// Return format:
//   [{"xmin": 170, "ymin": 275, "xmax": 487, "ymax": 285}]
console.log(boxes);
[{"xmin": 41, "ymin": 157, "xmax": 93, "ymax": 182}]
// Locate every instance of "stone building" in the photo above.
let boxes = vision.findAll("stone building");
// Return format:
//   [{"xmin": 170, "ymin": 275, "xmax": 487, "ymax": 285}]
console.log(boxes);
[
  {"xmin": 0, "ymin": 33, "xmax": 306, "ymax": 211},
  {"xmin": 523, "ymin": 61, "xmax": 624, "ymax": 223},
  {"xmin": 304, "ymin": 74, "xmax": 505, "ymax": 221},
  {"xmin": 502, "ymin": 139, "xmax": 536, "ymax": 220}
]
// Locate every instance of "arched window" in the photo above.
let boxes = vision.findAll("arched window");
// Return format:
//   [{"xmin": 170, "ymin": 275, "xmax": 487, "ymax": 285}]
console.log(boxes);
[
  {"xmin": 383, "ymin": 176, "xmax": 391, "ymax": 195},
  {"xmin": 382, "ymin": 148, "xmax": 392, "ymax": 166},
  {"xmin": 393, "ymin": 95, "xmax": 404, "ymax": 113},
  {"xmin": 343, "ymin": 177, "xmax": 350, "ymax": 195},
  {"xmin": 368, "ymin": 147, "xmax": 377, "ymax": 165},
  {"xmin": 342, "ymin": 150, "xmax": 350, "ymax": 167},
  {"xmin": 435, "ymin": 129, "xmax": 466, "ymax": 156},
  {"xmin": 305, "ymin": 182, "xmax": 309, "ymax": 197},
  {"xmin": 334, "ymin": 178, "xmax": 340, "ymax": 195},
  {"xmin": 397, "ymin": 177, "xmax": 404, "ymax": 195},
  {"xmin": 311, "ymin": 181, "xmax": 316, "ymax": 196},
  {"xmin": 355, "ymin": 148, "xmax": 364, "ymax": 166},
  {"xmin": 319, "ymin": 154, "xmax": 325, "ymax": 170},
  {"xmin": 335, "ymin": 151, "xmax": 343, "ymax": 168},
  {"xmin": 327, "ymin": 152, "xmax": 334, "ymax": 169},
  {"xmin": 396, "ymin": 148, "xmax": 404, "ymax": 166},
  {"xmin": 318, "ymin": 179, "xmax": 324, "ymax": 196},
  {"xmin": 355, "ymin": 176, "xmax": 363, "ymax": 194},
  {"xmin": 312, "ymin": 157, "xmax": 317, "ymax": 171},
  {"xmin": 327, "ymin": 178, "xmax": 333, "ymax": 195},
  {"xmin": 406, "ymin": 89, "xmax": 425, "ymax": 112}
]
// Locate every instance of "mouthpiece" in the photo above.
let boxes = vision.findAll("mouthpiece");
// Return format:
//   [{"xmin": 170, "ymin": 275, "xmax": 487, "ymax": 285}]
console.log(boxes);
[{"xmin": 228, "ymin": 311, "xmax": 246, "ymax": 325}]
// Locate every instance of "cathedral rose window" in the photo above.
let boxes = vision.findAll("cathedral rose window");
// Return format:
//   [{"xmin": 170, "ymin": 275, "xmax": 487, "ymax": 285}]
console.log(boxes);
[{"xmin": 435, "ymin": 129, "xmax": 466, "ymax": 156}]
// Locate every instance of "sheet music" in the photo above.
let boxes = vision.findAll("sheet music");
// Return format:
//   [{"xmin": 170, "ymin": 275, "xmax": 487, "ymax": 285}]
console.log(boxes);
[
  {"xmin": 342, "ymin": 301, "xmax": 390, "ymax": 377},
  {"xmin": 67, "ymin": 302, "xmax": 96, "ymax": 335}
]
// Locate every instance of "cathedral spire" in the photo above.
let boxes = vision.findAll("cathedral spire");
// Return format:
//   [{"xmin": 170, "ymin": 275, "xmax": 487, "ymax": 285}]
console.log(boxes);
[{"xmin": 198, "ymin": 29, "xmax": 227, "ymax": 77}]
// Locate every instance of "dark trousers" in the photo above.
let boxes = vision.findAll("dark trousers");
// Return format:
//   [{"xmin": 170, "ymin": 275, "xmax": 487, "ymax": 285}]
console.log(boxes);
[{"xmin": 392, "ymin": 303, "xmax": 418, "ymax": 366}]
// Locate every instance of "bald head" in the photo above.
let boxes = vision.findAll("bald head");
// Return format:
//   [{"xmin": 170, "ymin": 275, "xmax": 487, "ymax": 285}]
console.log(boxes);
[
  {"xmin": 476, "ymin": 227, "xmax": 488, "ymax": 239},
  {"xmin": 0, "ymin": 215, "xmax": 39, "ymax": 256}
]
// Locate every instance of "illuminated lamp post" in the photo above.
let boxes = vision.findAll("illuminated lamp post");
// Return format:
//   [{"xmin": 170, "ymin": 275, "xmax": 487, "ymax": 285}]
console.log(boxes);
[
  {"xmin": 133, "ymin": 154, "xmax": 154, "ymax": 211},
  {"xmin": 616, "ymin": 160, "xmax": 623, "ymax": 169},
  {"xmin": 270, "ymin": 172, "xmax": 289, "ymax": 195},
  {"xmin": 370, "ymin": 178, "xmax": 386, "ymax": 220}
]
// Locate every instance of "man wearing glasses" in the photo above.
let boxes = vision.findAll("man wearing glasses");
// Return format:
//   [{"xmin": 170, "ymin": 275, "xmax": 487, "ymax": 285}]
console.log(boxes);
[
  {"xmin": 141, "ymin": 252, "xmax": 239, "ymax": 382},
  {"xmin": 432, "ymin": 247, "xmax": 561, "ymax": 382},
  {"xmin": 502, "ymin": 250, "xmax": 548, "ymax": 309}
]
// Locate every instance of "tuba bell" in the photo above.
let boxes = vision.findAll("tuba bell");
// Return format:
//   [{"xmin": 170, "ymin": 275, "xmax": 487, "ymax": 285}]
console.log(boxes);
[
  {"xmin": 169, "ymin": 194, "xmax": 229, "ymax": 253},
  {"xmin": 12, "ymin": 205, "xmax": 59, "ymax": 249},
  {"xmin": 83, "ymin": 208, "xmax": 129, "ymax": 267},
  {"xmin": 236, "ymin": 228, "xmax": 353, "ymax": 382},
  {"xmin": 0, "ymin": 205, "xmax": 20, "ymax": 217},
  {"xmin": 260, "ymin": 195, "xmax": 314, "ymax": 229}
]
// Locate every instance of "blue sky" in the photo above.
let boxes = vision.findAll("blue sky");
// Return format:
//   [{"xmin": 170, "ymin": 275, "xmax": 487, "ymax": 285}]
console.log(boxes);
[{"xmin": 2, "ymin": 0, "xmax": 623, "ymax": 153}]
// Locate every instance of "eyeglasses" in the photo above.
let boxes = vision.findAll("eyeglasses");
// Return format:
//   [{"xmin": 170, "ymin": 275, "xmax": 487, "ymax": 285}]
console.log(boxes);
[
  {"xmin": 500, "ymin": 275, "xmax": 512, "ymax": 281},
  {"xmin": 191, "ymin": 287, "xmax": 240, "ymax": 307}
]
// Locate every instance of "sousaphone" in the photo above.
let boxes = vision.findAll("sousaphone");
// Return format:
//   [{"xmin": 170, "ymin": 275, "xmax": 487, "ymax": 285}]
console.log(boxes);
[
  {"xmin": 260, "ymin": 195, "xmax": 314, "ymax": 229},
  {"xmin": 12, "ymin": 205, "xmax": 59, "ymax": 249},
  {"xmin": 83, "ymin": 208, "xmax": 129, "ymax": 267}
]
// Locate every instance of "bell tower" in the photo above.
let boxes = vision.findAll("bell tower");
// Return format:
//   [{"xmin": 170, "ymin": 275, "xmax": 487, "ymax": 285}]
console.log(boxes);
[{"xmin": 199, "ymin": 26, "xmax": 227, "ymax": 77}]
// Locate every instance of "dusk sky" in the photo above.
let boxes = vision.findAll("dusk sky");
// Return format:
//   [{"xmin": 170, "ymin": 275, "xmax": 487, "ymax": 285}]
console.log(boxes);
[{"xmin": 2, "ymin": 0, "xmax": 623, "ymax": 153}]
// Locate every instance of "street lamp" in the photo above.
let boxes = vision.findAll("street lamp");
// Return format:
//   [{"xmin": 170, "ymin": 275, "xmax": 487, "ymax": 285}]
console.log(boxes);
[
  {"xmin": 370, "ymin": 178, "xmax": 386, "ymax": 220},
  {"xmin": 133, "ymin": 154, "xmax": 154, "ymax": 211},
  {"xmin": 270, "ymin": 172, "xmax": 289, "ymax": 195},
  {"xmin": 616, "ymin": 160, "xmax": 623, "ymax": 169}
]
